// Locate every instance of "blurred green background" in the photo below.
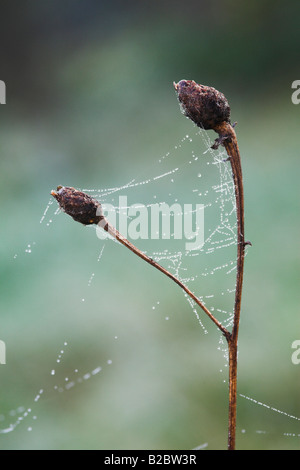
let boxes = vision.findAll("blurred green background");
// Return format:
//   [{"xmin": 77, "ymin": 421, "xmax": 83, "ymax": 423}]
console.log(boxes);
[{"xmin": 0, "ymin": 0, "xmax": 299, "ymax": 450}]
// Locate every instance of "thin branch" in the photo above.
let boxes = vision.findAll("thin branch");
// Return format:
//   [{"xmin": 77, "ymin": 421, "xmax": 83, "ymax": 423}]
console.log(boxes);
[
  {"xmin": 102, "ymin": 218, "xmax": 230, "ymax": 337},
  {"xmin": 51, "ymin": 186, "xmax": 230, "ymax": 339},
  {"xmin": 52, "ymin": 79, "xmax": 247, "ymax": 451}
]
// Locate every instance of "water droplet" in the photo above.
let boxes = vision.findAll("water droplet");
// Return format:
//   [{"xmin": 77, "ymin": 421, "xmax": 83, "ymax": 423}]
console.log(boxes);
[{"xmin": 92, "ymin": 367, "xmax": 102, "ymax": 375}]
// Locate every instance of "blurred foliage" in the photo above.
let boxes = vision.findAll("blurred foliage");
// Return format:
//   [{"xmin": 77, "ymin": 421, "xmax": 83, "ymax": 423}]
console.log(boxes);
[{"xmin": 0, "ymin": 0, "xmax": 299, "ymax": 450}]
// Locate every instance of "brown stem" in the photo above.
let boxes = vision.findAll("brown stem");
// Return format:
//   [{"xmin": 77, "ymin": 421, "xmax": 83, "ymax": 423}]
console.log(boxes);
[
  {"xmin": 173, "ymin": 79, "xmax": 247, "ymax": 449},
  {"xmin": 53, "ymin": 79, "xmax": 247, "ymax": 450},
  {"xmin": 102, "ymin": 219, "xmax": 230, "ymax": 339},
  {"xmin": 51, "ymin": 184, "xmax": 230, "ymax": 339},
  {"xmin": 214, "ymin": 122, "xmax": 246, "ymax": 450}
]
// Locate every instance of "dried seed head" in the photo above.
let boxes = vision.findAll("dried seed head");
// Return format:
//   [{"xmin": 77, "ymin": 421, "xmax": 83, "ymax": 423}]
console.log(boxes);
[
  {"xmin": 51, "ymin": 186, "xmax": 103, "ymax": 225},
  {"xmin": 174, "ymin": 79, "xmax": 230, "ymax": 130}
]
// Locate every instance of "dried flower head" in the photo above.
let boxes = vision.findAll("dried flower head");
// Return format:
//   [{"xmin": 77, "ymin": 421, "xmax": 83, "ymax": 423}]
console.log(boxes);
[
  {"xmin": 174, "ymin": 79, "xmax": 231, "ymax": 130},
  {"xmin": 51, "ymin": 186, "xmax": 103, "ymax": 225}
]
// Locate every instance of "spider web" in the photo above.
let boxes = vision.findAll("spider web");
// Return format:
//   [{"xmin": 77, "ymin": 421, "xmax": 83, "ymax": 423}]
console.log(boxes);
[
  {"xmin": 95, "ymin": 128, "xmax": 238, "ymax": 332},
  {"xmin": 2, "ymin": 126, "xmax": 299, "ymax": 448}
]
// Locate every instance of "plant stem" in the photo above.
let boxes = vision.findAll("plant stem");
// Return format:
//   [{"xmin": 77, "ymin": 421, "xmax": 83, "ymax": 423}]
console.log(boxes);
[
  {"xmin": 110, "ymin": 117, "xmax": 247, "ymax": 449},
  {"xmin": 52, "ymin": 80, "xmax": 247, "ymax": 450},
  {"xmin": 101, "ymin": 219, "xmax": 230, "ymax": 338},
  {"xmin": 214, "ymin": 122, "xmax": 246, "ymax": 450},
  {"xmin": 173, "ymin": 79, "xmax": 248, "ymax": 449},
  {"xmin": 51, "ymin": 185, "xmax": 230, "ymax": 339}
]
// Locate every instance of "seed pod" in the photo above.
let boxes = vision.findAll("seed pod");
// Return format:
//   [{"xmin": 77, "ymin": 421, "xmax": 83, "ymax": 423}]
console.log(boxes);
[
  {"xmin": 174, "ymin": 79, "xmax": 230, "ymax": 130},
  {"xmin": 51, "ymin": 186, "xmax": 103, "ymax": 225}
]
